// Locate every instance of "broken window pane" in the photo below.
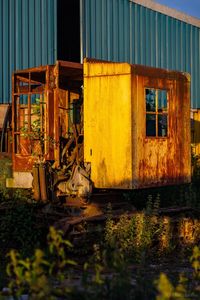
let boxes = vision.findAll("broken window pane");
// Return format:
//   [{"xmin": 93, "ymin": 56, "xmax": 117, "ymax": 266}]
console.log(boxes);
[
  {"xmin": 146, "ymin": 114, "xmax": 156, "ymax": 136},
  {"xmin": 158, "ymin": 115, "xmax": 168, "ymax": 137},
  {"xmin": 158, "ymin": 90, "xmax": 167, "ymax": 112},
  {"xmin": 146, "ymin": 89, "xmax": 156, "ymax": 112}
]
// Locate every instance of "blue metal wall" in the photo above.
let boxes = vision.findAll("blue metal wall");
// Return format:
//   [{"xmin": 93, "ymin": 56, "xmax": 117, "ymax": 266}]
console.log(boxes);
[
  {"xmin": 1, "ymin": 0, "xmax": 199, "ymax": 107},
  {"xmin": 0, "ymin": 0, "xmax": 57, "ymax": 103},
  {"xmin": 81, "ymin": 0, "xmax": 200, "ymax": 108}
]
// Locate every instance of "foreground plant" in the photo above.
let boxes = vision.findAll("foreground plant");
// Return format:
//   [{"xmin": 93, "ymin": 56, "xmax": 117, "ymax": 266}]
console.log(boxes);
[
  {"xmin": 104, "ymin": 208, "xmax": 200, "ymax": 260},
  {"xmin": 6, "ymin": 249, "xmax": 51, "ymax": 300},
  {"xmin": 3, "ymin": 227, "xmax": 76, "ymax": 300},
  {"xmin": 155, "ymin": 246, "xmax": 200, "ymax": 300},
  {"xmin": 1, "ymin": 223, "xmax": 200, "ymax": 300}
]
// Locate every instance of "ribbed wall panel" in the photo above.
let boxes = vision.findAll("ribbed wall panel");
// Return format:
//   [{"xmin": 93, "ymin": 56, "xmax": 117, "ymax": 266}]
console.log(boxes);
[
  {"xmin": 81, "ymin": 0, "xmax": 200, "ymax": 108},
  {"xmin": 82, "ymin": 0, "xmax": 130, "ymax": 63},
  {"xmin": 0, "ymin": 0, "xmax": 57, "ymax": 103}
]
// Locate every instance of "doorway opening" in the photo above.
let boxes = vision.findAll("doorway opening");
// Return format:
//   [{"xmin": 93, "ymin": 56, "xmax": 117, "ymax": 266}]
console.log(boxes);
[{"xmin": 57, "ymin": 0, "xmax": 80, "ymax": 62}]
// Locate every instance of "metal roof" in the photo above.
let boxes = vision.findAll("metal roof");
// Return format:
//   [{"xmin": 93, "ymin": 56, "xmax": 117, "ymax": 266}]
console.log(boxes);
[{"xmin": 131, "ymin": 0, "xmax": 200, "ymax": 28}]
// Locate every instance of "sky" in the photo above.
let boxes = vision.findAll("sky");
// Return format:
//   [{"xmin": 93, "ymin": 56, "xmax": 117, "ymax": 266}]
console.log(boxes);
[{"xmin": 154, "ymin": 0, "xmax": 200, "ymax": 19}]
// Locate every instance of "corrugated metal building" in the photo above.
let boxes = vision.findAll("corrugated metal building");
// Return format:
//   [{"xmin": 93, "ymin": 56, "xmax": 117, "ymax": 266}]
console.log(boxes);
[
  {"xmin": 0, "ymin": 0, "xmax": 57, "ymax": 103},
  {"xmin": 81, "ymin": 0, "xmax": 200, "ymax": 109},
  {"xmin": 0, "ymin": 0, "xmax": 80, "ymax": 104},
  {"xmin": 0, "ymin": 0, "xmax": 200, "ymax": 108}
]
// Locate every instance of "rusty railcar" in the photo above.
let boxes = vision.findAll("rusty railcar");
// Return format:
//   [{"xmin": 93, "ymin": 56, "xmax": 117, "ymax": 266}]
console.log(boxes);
[
  {"xmin": 10, "ymin": 61, "xmax": 83, "ymax": 188},
  {"xmin": 84, "ymin": 60, "xmax": 191, "ymax": 189},
  {"xmin": 8, "ymin": 59, "xmax": 191, "ymax": 193}
]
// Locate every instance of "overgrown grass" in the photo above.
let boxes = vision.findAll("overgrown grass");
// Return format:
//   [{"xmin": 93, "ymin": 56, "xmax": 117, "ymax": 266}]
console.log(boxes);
[
  {"xmin": 0, "ymin": 226, "xmax": 199, "ymax": 300},
  {"xmin": 0, "ymin": 188, "xmax": 49, "ymax": 289},
  {"xmin": 104, "ymin": 202, "xmax": 200, "ymax": 262},
  {"xmin": 0, "ymin": 182, "xmax": 199, "ymax": 299},
  {"xmin": 0, "ymin": 188, "xmax": 48, "ymax": 257}
]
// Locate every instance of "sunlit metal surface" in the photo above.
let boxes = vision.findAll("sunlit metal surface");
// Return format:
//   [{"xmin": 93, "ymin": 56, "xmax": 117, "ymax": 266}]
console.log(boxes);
[
  {"xmin": 84, "ymin": 59, "xmax": 191, "ymax": 189},
  {"xmin": 12, "ymin": 61, "xmax": 83, "ymax": 172}
]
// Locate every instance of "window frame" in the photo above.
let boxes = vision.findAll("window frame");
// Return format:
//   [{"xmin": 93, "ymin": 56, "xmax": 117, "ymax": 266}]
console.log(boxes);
[{"xmin": 145, "ymin": 87, "xmax": 169, "ymax": 138}]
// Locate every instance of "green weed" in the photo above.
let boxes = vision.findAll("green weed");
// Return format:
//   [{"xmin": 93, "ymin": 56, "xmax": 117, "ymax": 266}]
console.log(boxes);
[{"xmin": 155, "ymin": 246, "xmax": 200, "ymax": 299}]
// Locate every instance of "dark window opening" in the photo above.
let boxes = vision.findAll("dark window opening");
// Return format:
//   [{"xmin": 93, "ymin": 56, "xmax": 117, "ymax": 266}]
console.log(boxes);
[
  {"xmin": 146, "ymin": 88, "xmax": 168, "ymax": 138},
  {"xmin": 57, "ymin": 0, "xmax": 80, "ymax": 63}
]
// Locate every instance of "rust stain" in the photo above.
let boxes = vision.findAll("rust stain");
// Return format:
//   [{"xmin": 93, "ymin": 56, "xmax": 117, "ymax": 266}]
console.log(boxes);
[
  {"xmin": 12, "ymin": 61, "xmax": 83, "ymax": 172},
  {"xmin": 11, "ymin": 59, "xmax": 191, "ymax": 189},
  {"xmin": 84, "ymin": 60, "xmax": 191, "ymax": 189}
]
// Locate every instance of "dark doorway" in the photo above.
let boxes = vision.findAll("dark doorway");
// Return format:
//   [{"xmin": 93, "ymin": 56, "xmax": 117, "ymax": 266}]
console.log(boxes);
[{"xmin": 57, "ymin": 0, "xmax": 80, "ymax": 62}]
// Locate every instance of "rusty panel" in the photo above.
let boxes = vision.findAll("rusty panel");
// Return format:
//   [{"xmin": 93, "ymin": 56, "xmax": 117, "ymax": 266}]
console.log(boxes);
[
  {"xmin": 12, "ymin": 61, "xmax": 83, "ymax": 172},
  {"xmin": 132, "ymin": 69, "xmax": 190, "ymax": 187},
  {"xmin": 84, "ymin": 60, "xmax": 191, "ymax": 189},
  {"xmin": 13, "ymin": 155, "xmax": 35, "ymax": 172},
  {"xmin": 132, "ymin": 68, "xmax": 191, "ymax": 188},
  {"xmin": 12, "ymin": 66, "xmax": 48, "ymax": 172},
  {"xmin": 45, "ymin": 65, "xmax": 55, "ymax": 161},
  {"xmin": 0, "ymin": 105, "xmax": 10, "ymax": 128},
  {"xmin": 0, "ymin": 104, "xmax": 12, "ymax": 153}
]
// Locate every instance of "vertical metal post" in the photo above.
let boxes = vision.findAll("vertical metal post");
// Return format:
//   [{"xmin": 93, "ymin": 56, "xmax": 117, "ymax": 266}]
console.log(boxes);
[
  {"xmin": 32, "ymin": 164, "xmax": 41, "ymax": 201},
  {"xmin": 39, "ymin": 163, "xmax": 48, "ymax": 202},
  {"xmin": 80, "ymin": 0, "xmax": 83, "ymax": 63}
]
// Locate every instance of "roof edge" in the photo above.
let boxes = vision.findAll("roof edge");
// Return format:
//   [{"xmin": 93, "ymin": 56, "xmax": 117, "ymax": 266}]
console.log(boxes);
[{"xmin": 130, "ymin": 0, "xmax": 200, "ymax": 28}]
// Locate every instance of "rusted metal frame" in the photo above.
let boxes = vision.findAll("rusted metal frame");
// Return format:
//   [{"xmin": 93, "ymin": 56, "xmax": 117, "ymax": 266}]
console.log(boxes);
[
  {"xmin": 12, "ymin": 131, "xmax": 29, "ymax": 135},
  {"xmin": 67, "ymin": 91, "xmax": 71, "ymax": 136},
  {"xmin": 146, "ymin": 111, "xmax": 168, "ymax": 138},
  {"xmin": 57, "ymin": 61, "xmax": 83, "ymax": 166},
  {"xmin": 15, "ymin": 75, "xmax": 43, "ymax": 86},
  {"xmin": 31, "ymin": 92, "xmax": 45, "ymax": 156},
  {"xmin": 14, "ymin": 65, "xmax": 48, "ymax": 74},
  {"xmin": 131, "ymin": 64, "xmax": 189, "ymax": 81},
  {"xmin": 14, "ymin": 75, "xmax": 23, "ymax": 155},
  {"xmin": 16, "ymin": 77, "xmax": 21, "ymax": 136},
  {"xmin": 54, "ymin": 62, "xmax": 60, "ymax": 166},
  {"xmin": 27, "ymin": 72, "xmax": 31, "ymax": 135},
  {"xmin": 13, "ymin": 86, "xmax": 44, "ymax": 94},
  {"xmin": 65, "ymin": 90, "xmax": 69, "ymax": 139},
  {"xmin": 14, "ymin": 91, "xmax": 44, "ymax": 96},
  {"xmin": 12, "ymin": 68, "xmax": 45, "ymax": 171},
  {"xmin": 14, "ymin": 100, "xmax": 20, "ymax": 155},
  {"xmin": 145, "ymin": 88, "xmax": 169, "ymax": 138},
  {"xmin": 58, "ymin": 105, "xmax": 70, "ymax": 111},
  {"xmin": 45, "ymin": 65, "xmax": 50, "ymax": 158},
  {"xmin": 12, "ymin": 74, "xmax": 16, "ymax": 157},
  {"xmin": 156, "ymin": 91, "xmax": 158, "ymax": 137},
  {"xmin": 58, "ymin": 60, "xmax": 83, "ymax": 70},
  {"xmin": 40, "ymin": 93, "xmax": 44, "ymax": 155}
]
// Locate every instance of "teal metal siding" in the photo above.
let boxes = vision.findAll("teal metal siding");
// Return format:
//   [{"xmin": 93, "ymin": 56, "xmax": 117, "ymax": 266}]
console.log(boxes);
[
  {"xmin": 81, "ymin": 0, "xmax": 200, "ymax": 108},
  {"xmin": 81, "ymin": 0, "xmax": 130, "ymax": 62},
  {"xmin": 0, "ymin": 0, "xmax": 57, "ymax": 103}
]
